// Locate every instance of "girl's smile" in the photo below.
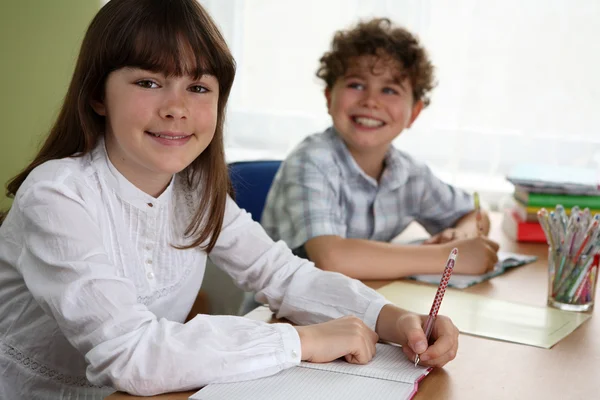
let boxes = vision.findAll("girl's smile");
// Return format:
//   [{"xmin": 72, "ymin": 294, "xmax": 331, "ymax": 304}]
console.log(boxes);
[{"xmin": 145, "ymin": 131, "xmax": 193, "ymax": 146}]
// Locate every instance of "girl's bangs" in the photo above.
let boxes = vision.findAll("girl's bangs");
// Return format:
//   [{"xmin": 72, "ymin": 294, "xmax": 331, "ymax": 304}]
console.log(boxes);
[{"xmin": 103, "ymin": 1, "xmax": 232, "ymax": 81}]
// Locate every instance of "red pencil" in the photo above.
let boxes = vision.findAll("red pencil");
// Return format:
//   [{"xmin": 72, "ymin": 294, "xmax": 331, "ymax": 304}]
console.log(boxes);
[{"xmin": 414, "ymin": 248, "xmax": 458, "ymax": 366}]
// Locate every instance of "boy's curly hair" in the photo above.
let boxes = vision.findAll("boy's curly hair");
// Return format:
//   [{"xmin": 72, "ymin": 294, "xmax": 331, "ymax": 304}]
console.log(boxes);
[{"xmin": 317, "ymin": 18, "xmax": 436, "ymax": 107}]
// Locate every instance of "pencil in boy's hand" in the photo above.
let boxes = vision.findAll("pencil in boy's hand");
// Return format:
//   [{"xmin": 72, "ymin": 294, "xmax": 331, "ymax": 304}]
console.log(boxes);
[
  {"xmin": 474, "ymin": 192, "xmax": 483, "ymax": 234},
  {"xmin": 414, "ymin": 248, "xmax": 458, "ymax": 367}
]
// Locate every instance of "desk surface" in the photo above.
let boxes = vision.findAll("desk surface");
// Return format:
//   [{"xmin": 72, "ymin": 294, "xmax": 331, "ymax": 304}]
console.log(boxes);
[{"xmin": 107, "ymin": 214, "xmax": 597, "ymax": 400}]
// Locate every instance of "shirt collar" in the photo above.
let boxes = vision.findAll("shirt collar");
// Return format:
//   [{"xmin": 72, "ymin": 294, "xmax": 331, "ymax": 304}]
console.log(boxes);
[
  {"xmin": 91, "ymin": 137, "xmax": 175, "ymax": 210},
  {"xmin": 380, "ymin": 147, "xmax": 410, "ymax": 191},
  {"xmin": 328, "ymin": 126, "xmax": 410, "ymax": 190}
]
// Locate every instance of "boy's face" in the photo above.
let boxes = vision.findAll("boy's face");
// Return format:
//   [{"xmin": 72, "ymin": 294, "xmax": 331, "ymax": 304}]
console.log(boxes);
[{"xmin": 326, "ymin": 56, "xmax": 423, "ymax": 156}]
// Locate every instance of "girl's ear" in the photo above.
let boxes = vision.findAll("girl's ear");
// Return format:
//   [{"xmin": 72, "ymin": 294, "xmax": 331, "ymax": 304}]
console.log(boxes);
[{"xmin": 90, "ymin": 99, "xmax": 106, "ymax": 116}]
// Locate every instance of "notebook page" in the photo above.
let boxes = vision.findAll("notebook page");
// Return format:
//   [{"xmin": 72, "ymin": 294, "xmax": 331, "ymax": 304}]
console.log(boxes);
[
  {"xmin": 410, "ymin": 251, "xmax": 538, "ymax": 289},
  {"xmin": 299, "ymin": 343, "xmax": 428, "ymax": 383},
  {"xmin": 190, "ymin": 366, "xmax": 416, "ymax": 400}
]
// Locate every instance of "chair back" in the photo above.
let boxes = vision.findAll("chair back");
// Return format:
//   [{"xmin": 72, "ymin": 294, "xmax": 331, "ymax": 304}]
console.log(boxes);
[{"xmin": 228, "ymin": 160, "xmax": 282, "ymax": 223}]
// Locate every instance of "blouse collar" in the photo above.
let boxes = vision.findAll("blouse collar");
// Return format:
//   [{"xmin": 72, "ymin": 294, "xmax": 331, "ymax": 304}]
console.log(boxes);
[{"xmin": 91, "ymin": 137, "xmax": 175, "ymax": 210}]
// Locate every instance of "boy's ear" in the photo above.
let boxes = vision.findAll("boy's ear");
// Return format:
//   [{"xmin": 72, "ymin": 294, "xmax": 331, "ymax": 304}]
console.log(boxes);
[
  {"xmin": 407, "ymin": 100, "xmax": 424, "ymax": 128},
  {"xmin": 324, "ymin": 87, "xmax": 332, "ymax": 111},
  {"xmin": 90, "ymin": 99, "xmax": 106, "ymax": 116}
]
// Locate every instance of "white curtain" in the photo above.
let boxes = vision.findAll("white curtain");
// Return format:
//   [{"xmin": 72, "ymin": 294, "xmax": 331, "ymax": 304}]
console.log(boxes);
[{"xmin": 202, "ymin": 0, "xmax": 600, "ymax": 205}]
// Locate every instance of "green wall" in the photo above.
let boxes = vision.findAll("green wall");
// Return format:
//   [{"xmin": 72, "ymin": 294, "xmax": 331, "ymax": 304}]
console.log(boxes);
[{"xmin": 0, "ymin": 1, "xmax": 100, "ymax": 208}]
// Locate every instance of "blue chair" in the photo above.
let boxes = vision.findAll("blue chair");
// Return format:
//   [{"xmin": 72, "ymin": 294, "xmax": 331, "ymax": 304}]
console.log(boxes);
[
  {"xmin": 228, "ymin": 160, "xmax": 282, "ymax": 223},
  {"xmin": 228, "ymin": 160, "xmax": 282, "ymax": 316}
]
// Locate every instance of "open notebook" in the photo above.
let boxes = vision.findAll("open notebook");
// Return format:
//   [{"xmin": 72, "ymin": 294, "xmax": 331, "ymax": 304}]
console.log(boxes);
[
  {"xmin": 409, "ymin": 251, "xmax": 537, "ymax": 289},
  {"xmin": 190, "ymin": 343, "xmax": 430, "ymax": 400}
]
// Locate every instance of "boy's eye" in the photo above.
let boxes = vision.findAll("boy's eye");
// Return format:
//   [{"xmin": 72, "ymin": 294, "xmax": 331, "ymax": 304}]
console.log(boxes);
[
  {"xmin": 135, "ymin": 80, "xmax": 159, "ymax": 89},
  {"xmin": 383, "ymin": 87, "xmax": 399, "ymax": 95},
  {"xmin": 188, "ymin": 85, "xmax": 209, "ymax": 94},
  {"xmin": 348, "ymin": 82, "xmax": 364, "ymax": 90}
]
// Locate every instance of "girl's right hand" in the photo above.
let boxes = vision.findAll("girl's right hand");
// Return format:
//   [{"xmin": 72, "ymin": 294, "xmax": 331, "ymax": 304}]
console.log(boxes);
[
  {"xmin": 294, "ymin": 316, "xmax": 379, "ymax": 364},
  {"xmin": 446, "ymin": 236, "xmax": 500, "ymax": 275}
]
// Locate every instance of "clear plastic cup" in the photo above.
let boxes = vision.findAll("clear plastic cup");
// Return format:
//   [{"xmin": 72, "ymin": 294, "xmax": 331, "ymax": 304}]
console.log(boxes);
[{"xmin": 547, "ymin": 247, "xmax": 598, "ymax": 312}]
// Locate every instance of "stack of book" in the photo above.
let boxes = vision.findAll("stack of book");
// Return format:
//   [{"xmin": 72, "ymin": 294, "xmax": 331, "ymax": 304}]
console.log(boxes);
[{"xmin": 503, "ymin": 164, "xmax": 600, "ymax": 242}]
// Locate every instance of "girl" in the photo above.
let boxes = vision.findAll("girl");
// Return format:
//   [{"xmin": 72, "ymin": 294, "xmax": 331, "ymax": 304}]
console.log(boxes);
[{"xmin": 0, "ymin": 0, "xmax": 459, "ymax": 398}]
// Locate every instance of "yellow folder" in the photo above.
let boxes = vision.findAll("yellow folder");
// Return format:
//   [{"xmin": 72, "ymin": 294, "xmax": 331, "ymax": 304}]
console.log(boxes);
[{"xmin": 377, "ymin": 281, "xmax": 590, "ymax": 348}]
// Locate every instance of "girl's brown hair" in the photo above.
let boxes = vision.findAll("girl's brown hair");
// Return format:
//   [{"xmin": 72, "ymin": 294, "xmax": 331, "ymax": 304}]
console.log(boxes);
[
  {"xmin": 317, "ymin": 18, "xmax": 435, "ymax": 106},
  {"xmin": 1, "ymin": 0, "xmax": 236, "ymax": 251}
]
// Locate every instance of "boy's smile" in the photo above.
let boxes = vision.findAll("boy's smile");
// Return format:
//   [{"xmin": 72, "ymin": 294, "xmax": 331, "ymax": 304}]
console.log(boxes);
[
  {"xmin": 351, "ymin": 115, "xmax": 386, "ymax": 128},
  {"xmin": 326, "ymin": 55, "xmax": 423, "ymax": 160}
]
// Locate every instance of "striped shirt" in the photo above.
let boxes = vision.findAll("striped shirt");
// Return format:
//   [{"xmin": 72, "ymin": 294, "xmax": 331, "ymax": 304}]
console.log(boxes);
[{"xmin": 261, "ymin": 127, "xmax": 474, "ymax": 255}]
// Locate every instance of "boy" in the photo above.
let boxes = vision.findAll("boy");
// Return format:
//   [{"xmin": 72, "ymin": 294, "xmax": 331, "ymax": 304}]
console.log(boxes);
[{"xmin": 261, "ymin": 18, "xmax": 499, "ymax": 280}]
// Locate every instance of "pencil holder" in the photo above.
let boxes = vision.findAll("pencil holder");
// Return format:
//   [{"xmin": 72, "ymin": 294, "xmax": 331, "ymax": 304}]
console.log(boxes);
[{"xmin": 547, "ymin": 248, "xmax": 598, "ymax": 312}]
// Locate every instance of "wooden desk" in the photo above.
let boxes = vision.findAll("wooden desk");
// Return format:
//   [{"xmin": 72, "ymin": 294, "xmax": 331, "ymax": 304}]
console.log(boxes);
[{"xmin": 107, "ymin": 214, "xmax": 596, "ymax": 400}]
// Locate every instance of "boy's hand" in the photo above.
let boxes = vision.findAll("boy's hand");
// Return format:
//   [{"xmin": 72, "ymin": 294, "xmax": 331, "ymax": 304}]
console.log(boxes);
[
  {"xmin": 294, "ymin": 316, "xmax": 379, "ymax": 364},
  {"xmin": 424, "ymin": 227, "xmax": 474, "ymax": 244},
  {"xmin": 375, "ymin": 305, "xmax": 459, "ymax": 368},
  {"xmin": 447, "ymin": 236, "xmax": 500, "ymax": 274}
]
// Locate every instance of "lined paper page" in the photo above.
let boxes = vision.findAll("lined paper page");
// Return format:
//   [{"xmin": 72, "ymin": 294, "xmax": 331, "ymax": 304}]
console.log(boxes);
[
  {"xmin": 299, "ymin": 343, "xmax": 428, "ymax": 383},
  {"xmin": 191, "ymin": 367, "xmax": 416, "ymax": 400}
]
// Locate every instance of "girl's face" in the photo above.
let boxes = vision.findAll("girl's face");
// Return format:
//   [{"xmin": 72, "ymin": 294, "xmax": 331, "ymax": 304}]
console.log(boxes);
[{"xmin": 93, "ymin": 67, "xmax": 219, "ymax": 196}]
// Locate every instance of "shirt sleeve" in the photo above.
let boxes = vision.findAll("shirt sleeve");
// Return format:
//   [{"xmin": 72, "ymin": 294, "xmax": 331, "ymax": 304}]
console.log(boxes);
[
  {"xmin": 209, "ymin": 197, "xmax": 390, "ymax": 330},
  {"xmin": 15, "ymin": 181, "xmax": 303, "ymax": 396},
  {"xmin": 263, "ymin": 153, "xmax": 347, "ymax": 250},
  {"xmin": 413, "ymin": 164, "xmax": 475, "ymax": 234}
]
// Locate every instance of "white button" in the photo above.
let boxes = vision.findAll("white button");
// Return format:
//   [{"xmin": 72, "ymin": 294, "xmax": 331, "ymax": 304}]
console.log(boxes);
[
  {"xmin": 146, "ymin": 245, "xmax": 152, "ymax": 251},
  {"xmin": 147, "ymin": 272, "xmax": 155, "ymax": 279},
  {"xmin": 291, "ymin": 350, "xmax": 298, "ymax": 358},
  {"xmin": 146, "ymin": 259, "xmax": 152, "ymax": 264}
]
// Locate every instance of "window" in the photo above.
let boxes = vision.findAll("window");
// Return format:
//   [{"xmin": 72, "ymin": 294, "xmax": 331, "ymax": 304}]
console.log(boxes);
[{"xmin": 204, "ymin": 0, "xmax": 600, "ymax": 206}]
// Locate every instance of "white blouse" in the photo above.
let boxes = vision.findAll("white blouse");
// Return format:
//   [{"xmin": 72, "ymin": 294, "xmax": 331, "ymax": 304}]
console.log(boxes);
[{"xmin": 0, "ymin": 141, "xmax": 389, "ymax": 400}]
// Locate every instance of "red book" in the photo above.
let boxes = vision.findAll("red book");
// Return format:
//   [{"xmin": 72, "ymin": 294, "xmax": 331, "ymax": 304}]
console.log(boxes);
[{"xmin": 501, "ymin": 208, "xmax": 546, "ymax": 243}]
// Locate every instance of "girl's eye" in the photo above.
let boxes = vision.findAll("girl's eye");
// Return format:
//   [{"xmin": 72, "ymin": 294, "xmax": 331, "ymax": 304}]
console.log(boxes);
[
  {"xmin": 189, "ymin": 85, "xmax": 209, "ymax": 94},
  {"xmin": 136, "ymin": 80, "xmax": 159, "ymax": 89},
  {"xmin": 383, "ymin": 87, "xmax": 399, "ymax": 95},
  {"xmin": 348, "ymin": 82, "xmax": 364, "ymax": 90}
]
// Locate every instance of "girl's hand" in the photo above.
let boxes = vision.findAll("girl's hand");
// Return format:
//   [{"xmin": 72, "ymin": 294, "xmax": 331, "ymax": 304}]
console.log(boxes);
[
  {"xmin": 446, "ymin": 236, "xmax": 499, "ymax": 274},
  {"xmin": 397, "ymin": 313, "xmax": 459, "ymax": 368},
  {"xmin": 294, "ymin": 316, "xmax": 379, "ymax": 364},
  {"xmin": 375, "ymin": 305, "xmax": 459, "ymax": 368}
]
